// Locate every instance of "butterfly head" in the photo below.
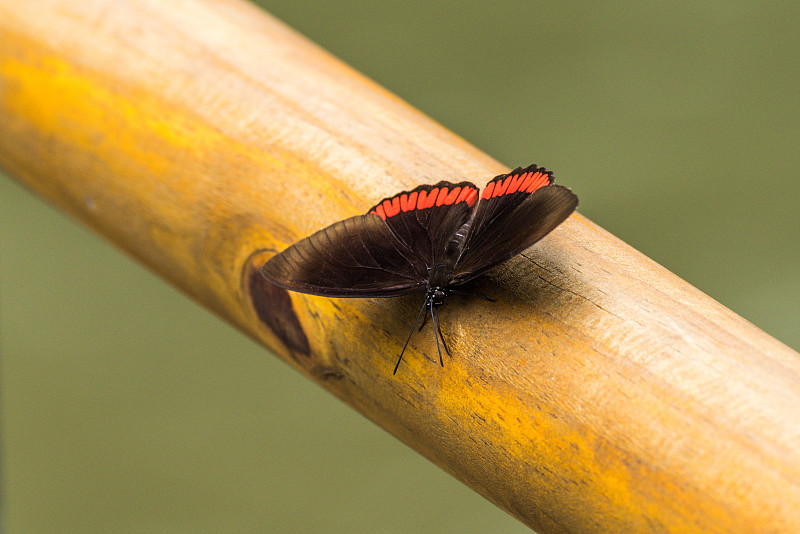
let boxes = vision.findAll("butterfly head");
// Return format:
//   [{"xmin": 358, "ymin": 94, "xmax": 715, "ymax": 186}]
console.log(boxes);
[{"xmin": 428, "ymin": 286, "xmax": 449, "ymax": 308}]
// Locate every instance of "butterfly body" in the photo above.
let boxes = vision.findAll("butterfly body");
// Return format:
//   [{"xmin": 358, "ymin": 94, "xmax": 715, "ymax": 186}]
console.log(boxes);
[{"xmin": 261, "ymin": 164, "xmax": 578, "ymax": 373}]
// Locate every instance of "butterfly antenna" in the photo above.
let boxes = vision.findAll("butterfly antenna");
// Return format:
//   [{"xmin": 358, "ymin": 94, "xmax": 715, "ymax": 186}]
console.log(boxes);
[
  {"xmin": 430, "ymin": 300, "xmax": 444, "ymax": 367},
  {"xmin": 449, "ymin": 288, "xmax": 495, "ymax": 302},
  {"xmin": 394, "ymin": 296, "xmax": 430, "ymax": 375}
]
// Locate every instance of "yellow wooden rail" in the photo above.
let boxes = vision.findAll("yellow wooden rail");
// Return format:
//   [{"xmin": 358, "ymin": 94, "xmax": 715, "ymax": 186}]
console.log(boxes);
[{"xmin": 2, "ymin": 1, "xmax": 798, "ymax": 532}]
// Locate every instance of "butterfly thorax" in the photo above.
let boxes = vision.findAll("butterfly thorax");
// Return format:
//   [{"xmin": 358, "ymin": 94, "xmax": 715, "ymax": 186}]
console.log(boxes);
[
  {"xmin": 427, "ymin": 219, "xmax": 470, "ymax": 287},
  {"xmin": 426, "ymin": 264, "xmax": 453, "ymax": 311},
  {"xmin": 426, "ymin": 262, "xmax": 451, "ymax": 288}
]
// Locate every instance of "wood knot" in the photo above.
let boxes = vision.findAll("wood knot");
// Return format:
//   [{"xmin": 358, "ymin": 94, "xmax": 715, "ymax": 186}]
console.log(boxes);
[{"xmin": 245, "ymin": 252, "xmax": 310, "ymax": 359}]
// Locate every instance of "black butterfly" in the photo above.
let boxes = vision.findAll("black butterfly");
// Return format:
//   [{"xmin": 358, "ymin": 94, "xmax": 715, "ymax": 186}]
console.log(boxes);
[{"xmin": 261, "ymin": 164, "xmax": 578, "ymax": 373}]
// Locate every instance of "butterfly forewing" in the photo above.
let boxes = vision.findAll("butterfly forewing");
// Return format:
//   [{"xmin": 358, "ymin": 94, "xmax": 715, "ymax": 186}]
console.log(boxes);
[
  {"xmin": 451, "ymin": 166, "xmax": 578, "ymax": 284},
  {"xmin": 369, "ymin": 181, "xmax": 479, "ymax": 269},
  {"xmin": 261, "ymin": 214, "xmax": 427, "ymax": 297},
  {"xmin": 464, "ymin": 165, "xmax": 554, "ymax": 237}
]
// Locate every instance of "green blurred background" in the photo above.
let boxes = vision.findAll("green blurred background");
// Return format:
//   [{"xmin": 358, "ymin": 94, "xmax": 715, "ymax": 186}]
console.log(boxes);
[{"xmin": 2, "ymin": 1, "xmax": 798, "ymax": 532}]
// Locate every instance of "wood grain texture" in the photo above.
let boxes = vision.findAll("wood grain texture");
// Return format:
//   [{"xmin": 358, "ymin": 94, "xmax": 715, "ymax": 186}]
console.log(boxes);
[{"xmin": 1, "ymin": 1, "xmax": 798, "ymax": 532}]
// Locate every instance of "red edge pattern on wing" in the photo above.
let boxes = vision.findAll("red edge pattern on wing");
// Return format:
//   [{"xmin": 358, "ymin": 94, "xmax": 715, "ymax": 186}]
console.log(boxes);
[
  {"xmin": 480, "ymin": 164, "xmax": 553, "ymax": 200},
  {"xmin": 370, "ymin": 183, "xmax": 479, "ymax": 220}
]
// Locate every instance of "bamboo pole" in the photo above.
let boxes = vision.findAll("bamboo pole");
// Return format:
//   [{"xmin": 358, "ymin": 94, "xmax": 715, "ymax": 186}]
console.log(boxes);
[{"xmin": 1, "ymin": 1, "xmax": 798, "ymax": 531}]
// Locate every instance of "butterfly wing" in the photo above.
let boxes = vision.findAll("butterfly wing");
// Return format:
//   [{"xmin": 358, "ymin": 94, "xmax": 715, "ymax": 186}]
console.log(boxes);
[
  {"xmin": 368, "ymin": 180, "xmax": 479, "ymax": 271},
  {"xmin": 262, "ymin": 180, "xmax": 480, "ymax": 297},
  {"xmin": 262, "ymin": 214, "xmax": 427, "ymax": 297},
  {"xmin": 450, "ymin": 165, "xmax": 578, "ymax": 284}
]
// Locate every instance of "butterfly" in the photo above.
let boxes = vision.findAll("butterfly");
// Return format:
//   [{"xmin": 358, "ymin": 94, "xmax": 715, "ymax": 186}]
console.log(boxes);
[{"xmin": 261, "ymin": 164, "xmax": 578, "ymax": 374}]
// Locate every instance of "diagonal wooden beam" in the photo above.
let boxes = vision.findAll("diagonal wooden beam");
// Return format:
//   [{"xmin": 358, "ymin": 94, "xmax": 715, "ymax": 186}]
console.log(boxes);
[{"xmin": 1, "ymin": 1, "xmax": 798, "ymax": 531}]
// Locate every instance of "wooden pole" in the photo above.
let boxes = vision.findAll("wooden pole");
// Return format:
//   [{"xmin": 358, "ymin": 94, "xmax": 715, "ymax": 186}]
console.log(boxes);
[{"xmin": 2, "ymin": 1, "xmax": 798, "ymax": 531}]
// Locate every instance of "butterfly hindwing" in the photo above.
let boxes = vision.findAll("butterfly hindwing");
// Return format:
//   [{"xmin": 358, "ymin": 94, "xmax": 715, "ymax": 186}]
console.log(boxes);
[
  {"xmin": 261, "ymin": 214, "xmax": 428, "ymax": 297},
  {"xmin": 451, "ymin": 166, "xmax": 578, "ymax": 284}
]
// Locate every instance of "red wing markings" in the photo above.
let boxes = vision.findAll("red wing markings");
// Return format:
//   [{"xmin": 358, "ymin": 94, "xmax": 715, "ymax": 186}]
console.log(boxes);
[
  {"xmin": 369, "ymin": 166, "xmax": 551, "ymax": 220},
  {"xmin": 481, "ymin": 168, "xmax": 552, "ymax": 200},
  {"xmin": 371, "ymin": 185, "xmax": 479, "ymax": 220}
]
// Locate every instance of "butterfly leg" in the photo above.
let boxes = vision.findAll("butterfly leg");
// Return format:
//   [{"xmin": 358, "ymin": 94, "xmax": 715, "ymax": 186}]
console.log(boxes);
[
  {"xmin": 394, "ymin": 296, "xmax": 430, "ymax": 375},
  {"xmin": 433, "ymin": 304, "xmax": 451, "ymax": 357},
  {"xmin": 430, "ymin": 300, "xmax": 445, "ymax": 367},
  {"xmin": 417, "ymin": 311, "xmax": 429, "ymax": 331},
  {"xmin": 474, "ymin": 291, "xmax": 496, "ymax": 303}
]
